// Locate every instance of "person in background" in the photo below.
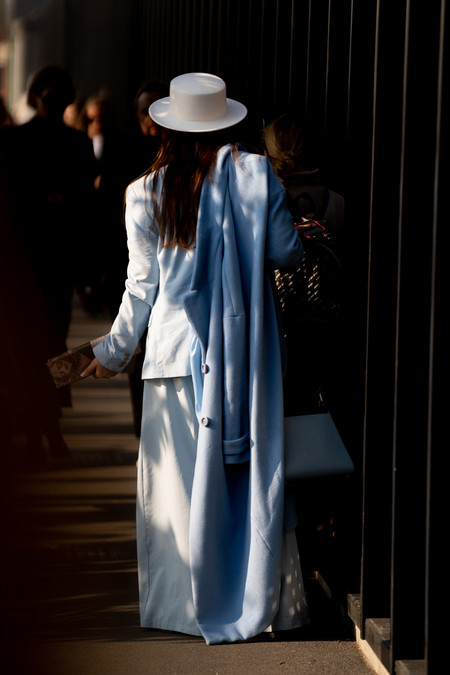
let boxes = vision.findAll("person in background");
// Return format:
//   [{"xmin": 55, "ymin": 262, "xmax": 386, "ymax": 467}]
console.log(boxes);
[
  {"xmin": 0, "ymin": 64, "xmax": 98, "ymax": 461},
  {"xmin": 264, "ymin": 112, "xmax": 344, "ymax": 236},
  {"xmin": 131, "ymin": 79, "xmax": 169, "ymax": 177},
  {"xmin": 81, "ymin": 90, "xmax": 146, "ymax": 435},
  {"xmin": 264, "ymin": 112, "xmax": 349, "ymax": 588},
  {"xmin": 82, "ymin": 91, "xmax": 133, "ymax": 318},
  {"xmin": 63, "ymin": 95, "xmax": 85, "ymax": 130},
  {"xmin": 84, "ymin": 92, "xmax": 118, "ymax": 180},
  {"xmin": 81, "ymin": 73, "xmax": 309, "ymax": 643},
  {"xmin": 264, "ymin": 113, "xmax": 345, "ymax": 415}
]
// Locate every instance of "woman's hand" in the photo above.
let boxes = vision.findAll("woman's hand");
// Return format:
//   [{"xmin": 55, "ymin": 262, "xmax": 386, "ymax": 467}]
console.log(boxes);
[{"xmin": 80, "ymin": 357, "xmax": 118, "ymax": 380}]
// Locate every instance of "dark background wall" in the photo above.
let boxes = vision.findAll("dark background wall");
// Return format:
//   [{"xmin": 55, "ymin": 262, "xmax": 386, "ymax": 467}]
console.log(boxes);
[{"xmin": 9, "ymin": 1, "xmax": 353, "ymax": 189}]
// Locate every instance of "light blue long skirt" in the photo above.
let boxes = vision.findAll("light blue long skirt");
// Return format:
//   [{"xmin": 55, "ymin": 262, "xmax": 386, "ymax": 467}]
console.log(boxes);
[{"xmin": 136, "ymin": 377, "xmax": 309, "ymax": 638}]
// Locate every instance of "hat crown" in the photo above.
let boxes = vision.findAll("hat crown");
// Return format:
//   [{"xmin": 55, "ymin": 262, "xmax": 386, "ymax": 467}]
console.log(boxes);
[
  {"xmin": 170, "ymin": 73, "xmax": 227, "ymax": 123},
  {"xmin": 149, "ymin": 71, "xmax": 247, "ymax": 132}
]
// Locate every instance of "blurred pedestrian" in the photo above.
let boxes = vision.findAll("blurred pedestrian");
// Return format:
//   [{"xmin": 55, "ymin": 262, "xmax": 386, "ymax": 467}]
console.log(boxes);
[
  {"xmin": 81, "ymin": 73, "xmax": 309, "ymax": 644},
  {"xmin": 264, "ymin": 113, "xmax": 351, "ymax": 582},
  {"xmin": 82, "ymin": 91, "xmax": 133, "ymax": 318},
  {"xmin": 264, "ymin": 112, "xmax": 344, "ymax": 236},
  {"xmin": 131, "ymin": 79, "xmax": 169, "ymax": 176},
  {"xmin": 0, "ymin": 162, "xmax": 65, "ymax": 466},
  {"xmin": 63, "ymin": 95, "xmax": 85, "ymax": 130},
  {"xmin": 0, "ymin": 64, "xmax": 98, "ymax": 460},
  {"xmin": 264, "ymin": 112, "xmax": 345, "ymax": 415}
]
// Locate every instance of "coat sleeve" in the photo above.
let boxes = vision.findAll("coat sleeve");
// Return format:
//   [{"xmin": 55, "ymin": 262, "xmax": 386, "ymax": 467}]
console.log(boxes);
[
  {"xmin": 265, "ymin": 163, "xmax": 304, "ymax": 271},
  {"xmin": 93, "ymin": 180, "xmax": 159, "ymax": 371}
]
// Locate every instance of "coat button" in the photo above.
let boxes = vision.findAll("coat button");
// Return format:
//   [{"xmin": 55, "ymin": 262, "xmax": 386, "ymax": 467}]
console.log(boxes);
[
  {"xmin": 201, "ymin": 416, "xmax": 210, "ymax": 427},
  {"xmin": 201, "ymin": 363, "xmax": 209, "ymax": 373}
]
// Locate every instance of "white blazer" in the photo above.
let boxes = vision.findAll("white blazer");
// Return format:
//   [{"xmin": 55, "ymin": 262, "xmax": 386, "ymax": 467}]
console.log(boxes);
[{"xmin": 94, "ymin": 173, "xmax": 196, "ymax": 378}]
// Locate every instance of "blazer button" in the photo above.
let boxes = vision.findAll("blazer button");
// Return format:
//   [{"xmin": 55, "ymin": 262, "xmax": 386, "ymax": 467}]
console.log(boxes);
[
  {"xmin": 201, "ymin": 416, "xmax": 210, "ymax": 427},
  {"xmin": 201, "ymin": 363, "xmax": 209, "ymax": 374}
]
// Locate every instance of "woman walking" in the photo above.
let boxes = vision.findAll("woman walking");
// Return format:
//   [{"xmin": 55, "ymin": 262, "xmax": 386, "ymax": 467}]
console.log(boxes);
[{"xmin": 82, "ymin": 73, "xmax": 309, "ymax": 644}]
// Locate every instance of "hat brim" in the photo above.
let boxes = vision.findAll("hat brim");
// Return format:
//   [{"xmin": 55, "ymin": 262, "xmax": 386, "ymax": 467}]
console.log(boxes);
[{"xmin": 149, "ymin": 97, "xmax": 247, "ymax": 132}]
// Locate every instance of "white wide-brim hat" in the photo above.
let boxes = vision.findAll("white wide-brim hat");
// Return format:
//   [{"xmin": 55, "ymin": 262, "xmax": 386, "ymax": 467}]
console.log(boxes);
[{"xmin": 149, "ymin": 72, "xmax": 247, "ymax": 133}]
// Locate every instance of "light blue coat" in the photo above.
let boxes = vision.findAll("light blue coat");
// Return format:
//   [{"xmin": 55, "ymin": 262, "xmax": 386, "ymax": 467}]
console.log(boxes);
[{"xmin": 94, "ymin": 146, "xmax": 303, "ymax": 644}]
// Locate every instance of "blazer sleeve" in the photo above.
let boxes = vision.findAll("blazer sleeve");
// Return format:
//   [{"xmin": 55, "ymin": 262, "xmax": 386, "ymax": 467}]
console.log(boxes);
[
  {"xmin": 93, "ymin": 180, "xmax": 160, "ymax": 371},
  {"xmin": 265, "ymin": 162, "xmax": 304, "ymax": 271}
]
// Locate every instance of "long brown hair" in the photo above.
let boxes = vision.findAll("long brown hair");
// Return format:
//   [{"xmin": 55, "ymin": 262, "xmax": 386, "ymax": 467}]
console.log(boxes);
[{"xmin": 145, "ymin": 129, "xmax": 238, "ymax": 249}]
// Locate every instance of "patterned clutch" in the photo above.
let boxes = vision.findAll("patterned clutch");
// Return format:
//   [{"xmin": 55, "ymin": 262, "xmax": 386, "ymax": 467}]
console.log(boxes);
[{"xmin": 46, "ymin": 336, "xmax": 141, "ymax": 387}]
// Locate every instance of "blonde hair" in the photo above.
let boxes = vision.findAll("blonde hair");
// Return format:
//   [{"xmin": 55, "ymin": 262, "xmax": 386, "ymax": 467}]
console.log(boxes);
[{"xmin": 264, "ymin": 113, "xmax": 319, "ymax": 186}]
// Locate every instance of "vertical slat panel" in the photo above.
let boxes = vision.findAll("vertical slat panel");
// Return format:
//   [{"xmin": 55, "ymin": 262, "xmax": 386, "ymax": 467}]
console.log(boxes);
[
  {"xmin": 390, "ymin": 0, "xmax": 441, "ymax": 667},
  {"xmin": 359, "ymin": 0, "xmax": 406, "ymax": 643},
  {"xmin": 360, "ymin": 0, "xmax": 392, "ymax": 635},
  {"xmin": 271, "ymin": 0, "xmax": 293, "ymax": 115},
  {"xmin": 182, "ymin": 0, "xmax": 193, "ymax": 73},
  {"xmin": 190, "ymin": 0, "xmax": 204, "ymax": 72},
  {"xmin": 215, "ymin": 0, "xmax": 226, "ymax": 78},
  {"xmin": 197, "ymin": 0, "xmax": 207, "ymax": 70},
  {"xmin": 175, "ymin": 0, "xmax": 185, "ymax": 76},
  {"xmin": 305, "ymin": 0, "xmax": 329, "ymax": 139},
  {"xmin": 206, "ymin": 0, "xmax": 219, "ymax": 74},
  {"xmin": 324, "ymin": 0, "xmax": 352, "ymax": 191},
  {"xmin": 345, "ymin": 0, "xmax": 354, "ymax": 139},
  {"xmin": 231, "ymin": 0, "xmax": 250, "ymax": 105},
  {"xmin": 243, "ymin": 0, "xmax": 260, "ymax": 112},
  {"xmin": 341, "ymin": 9, "xmax": 377, "ymax": 623},
  {"xmin": 305, "ymin": 0, "xmax": 312, "ymax": 115},
  {"xmin": 287, "ymin": 0, "xmax": 310, "ymax": 115},
  {"xmin": 258, "ymin": 0, "xmax": 278, "ymax": 122},
  {"xmin": 165, "ymin": 0, "xmax": 174, "ymax": 77},
  {"xmin": 154, "ymin": 0, "xmax": 163, "ymax": 78},
  {"xmin": 323, "ymin": 0, "xmax": 331, "ymax": 138},
  {"xmin": 426, "ymin": 7, "xmax": 447, "ymax": 671}
]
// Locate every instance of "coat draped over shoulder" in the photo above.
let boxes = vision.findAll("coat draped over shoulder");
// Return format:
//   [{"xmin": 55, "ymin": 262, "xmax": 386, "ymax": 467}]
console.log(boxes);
[{"xmin": 184, "ymin": 146, "xmax": 303, "ymax": 644}]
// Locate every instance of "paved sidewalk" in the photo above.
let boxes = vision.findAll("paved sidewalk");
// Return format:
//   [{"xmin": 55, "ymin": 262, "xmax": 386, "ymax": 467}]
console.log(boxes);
[{"xmin": 1, "ymin": 304, "xmax": 376, "ymax": 674}]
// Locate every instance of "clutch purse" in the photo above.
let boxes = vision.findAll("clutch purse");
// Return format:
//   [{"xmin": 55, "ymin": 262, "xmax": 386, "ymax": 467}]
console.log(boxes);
[
  {"xmin": 284, "ymin": 412, "xmax": 354, "ymax": 481},
  {"xmin": 46, "ymin": 336, "xmax": 141, "ymax": 388}
]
